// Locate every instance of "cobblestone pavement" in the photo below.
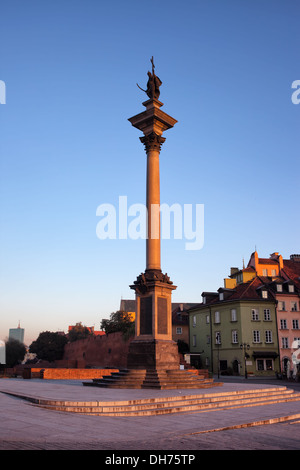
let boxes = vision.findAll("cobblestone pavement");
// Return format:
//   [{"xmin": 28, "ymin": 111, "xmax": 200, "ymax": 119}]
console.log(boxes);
[
  {"xmin": 0, "ymin": 377, "xmax": 299, "ymax": 451},
  {"xmin": 1, "ymin": 417, "xmax": 300, "ymax": 450}
]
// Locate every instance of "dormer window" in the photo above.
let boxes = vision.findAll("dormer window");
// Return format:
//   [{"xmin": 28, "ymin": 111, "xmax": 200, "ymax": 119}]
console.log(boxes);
[
  {"xmin": 262, "ymin": 290, "xmax": 268, "ymax": 299},
  {"xmin": 219, "ymin": 292, "xmax": 224, "ymax": 301},
  {"xmin": 277, "ymin": 284, "xmax": 282, "ymax": 292},
  {"xmin": 289, "ymin": 285, "xmax": 294, "ymax": 293},
  {"xmin": 203, "ymin": 296, "xmax": 206, "ymax": 304}
]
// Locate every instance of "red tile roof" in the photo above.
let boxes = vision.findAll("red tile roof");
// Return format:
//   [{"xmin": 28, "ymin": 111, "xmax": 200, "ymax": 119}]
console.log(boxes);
[
  {"xmin": 258, "ymin": 258, "xmax": 278, "ymax": 265},
  {"xmin": 282, "ymin": 259, "xmax": 300, "ymax": 288}
]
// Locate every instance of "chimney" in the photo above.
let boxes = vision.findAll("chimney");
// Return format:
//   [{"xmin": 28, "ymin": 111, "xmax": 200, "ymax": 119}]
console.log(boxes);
[{"xmin": 230, "ymin": 267, "xmax": 239, "ymax": 275}]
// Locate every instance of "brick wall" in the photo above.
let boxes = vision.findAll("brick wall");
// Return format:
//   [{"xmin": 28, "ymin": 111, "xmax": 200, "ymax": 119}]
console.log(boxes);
[{"xmin": 63, "ymin": 331, "xmax": 133, "ymax": 369}]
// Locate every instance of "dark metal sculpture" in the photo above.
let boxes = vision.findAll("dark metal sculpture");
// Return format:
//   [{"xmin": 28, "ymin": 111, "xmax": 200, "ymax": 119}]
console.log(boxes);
[{"xmin": 137, "ymin": 56, "xmax": 162, "ymax": 100}]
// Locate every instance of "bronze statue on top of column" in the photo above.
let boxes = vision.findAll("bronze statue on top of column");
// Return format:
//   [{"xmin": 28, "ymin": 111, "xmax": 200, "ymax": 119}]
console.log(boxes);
[{"xmin": 137, "ymin": 56, "xmax": 162, "ymax": 100}]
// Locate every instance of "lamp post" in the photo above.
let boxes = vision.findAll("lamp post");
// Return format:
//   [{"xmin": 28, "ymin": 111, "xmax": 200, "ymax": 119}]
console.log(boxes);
[
  {"xmin": 216, "ymin": 332, "xmax": 221, "ymax": 379},
  {"xmin": 240, "ymin": 342, "xmax": 250, "ymax": 379}
]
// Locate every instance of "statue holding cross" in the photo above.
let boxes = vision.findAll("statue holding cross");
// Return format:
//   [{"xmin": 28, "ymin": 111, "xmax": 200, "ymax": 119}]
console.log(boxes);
[{"xmin": 137, "ymin": 56, "xmax": 162, "ymax": 100}]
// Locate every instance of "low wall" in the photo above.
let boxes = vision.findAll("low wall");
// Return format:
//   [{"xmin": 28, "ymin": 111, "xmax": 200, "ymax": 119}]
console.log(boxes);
[
  {"xmin": 41, "ymin": 368, "xmax": 119, "ymax": 380},
  {"xmin": 22, "ymin": 367, "xmax": 118, "ymax": 379}
]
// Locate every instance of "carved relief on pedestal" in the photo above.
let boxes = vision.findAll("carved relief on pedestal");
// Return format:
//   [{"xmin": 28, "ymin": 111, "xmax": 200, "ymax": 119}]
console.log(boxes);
[{"xmin": 131, "ymin": 270, "xmax": 173, "ymax": 295}]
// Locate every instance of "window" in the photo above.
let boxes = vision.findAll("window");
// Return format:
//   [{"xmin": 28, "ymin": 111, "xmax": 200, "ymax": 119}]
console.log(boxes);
[
  {"xmin": 262, "ymin": 290, "xmax": 268, "ymax": 299},
  {"xmin": 282, "ymin": 337, "xmax": 289, "ymax": 348},
  {"xmin": 263, "ymin": 269, "xmax": 268, "ymax": 276},
  {"xmin": 280, "ymin": 319, "xmax": 287, "ymax": 329},
  {"xmin": 192, "ymin": 335, "xmax": 197, "ymax": 347},
  {"xmin": 206, "ymin": 335, "xmax": 211, "ymax": 344},
  {"xmin": 291, "ymin": 302, "xmax": 298, "ymax": 312},
  {"xmin": 278, "ymin": 301, "xmax": 286, "ymax": 311},
  {"xmin": 265, "ymin": 330, "xmax": 272, "ymax": 343},
  {"xmin": 206, "ymin": 315, "xmax": 210, "ymax": 324},
  {"xmin": 253, "ymin": 330, "xmax": 261, "ymax": 343},
  {"xmin": 289, "ymin": 285, "xmax": 294, "ymax": 293},
  {"xmin": 176, "ymin": 327, "xmax": 182, "ymax": 334},
  {"xmin": 214, "ymin": 311, "xmax": 220, "ymax": 324},
  {"xmin": 231, "ymin": 309, "xmax": 237, "ymax": 322},
  {"xmin": 232, "ymin": 330, "xmax": 238, "ymax": 344},
  {"xmin": 271, "ymin": 269, "xmax": 276, "ymax": 276},
  {"xmin": 256, "ymin": 359, "xmax": 274, "ymax": 371},
  {"xmin": 292, "ymin": 319, "xmax": 299, "ymax": 330},
  {"xmin": 252, "ymin": 309, "xmax": 259, "ymax": 321},
  {"xmin": 264, "ymin": 309, "xmax": 271, "ymax": 321},
  {"xmin": 276, "ymin": 284, "xmax": 282, "ymax": 292},
  {"xmin": 192, "ymin": 315, "xmax": 196, "ymax": 327},
  {"xmin": 257, "ymin": 359, "xmax": 264, "ymax": 370},
  {"xmin": 215, "ymin": 331, "xmax": 221, "ymax": 345}
]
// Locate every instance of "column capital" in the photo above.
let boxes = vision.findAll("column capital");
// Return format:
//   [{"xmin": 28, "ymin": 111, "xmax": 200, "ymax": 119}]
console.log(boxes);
[{"xmin": 140, "ymin": 132, "xmax": 166, "ymax": 154}]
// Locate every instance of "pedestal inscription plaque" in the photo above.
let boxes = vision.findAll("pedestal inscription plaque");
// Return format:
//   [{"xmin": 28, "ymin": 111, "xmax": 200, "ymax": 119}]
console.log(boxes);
[
  {"xmin": 157, "ymin": 297, "xmax": 167, "ymax": 334},
  {"xmin": 140, "ymin": 297, "xmax": 152, "ymax": 335}
]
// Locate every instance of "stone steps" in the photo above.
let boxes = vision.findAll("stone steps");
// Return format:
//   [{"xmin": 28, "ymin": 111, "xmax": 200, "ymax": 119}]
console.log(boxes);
[
  {"xmin": 5, "ymin": 386, "xmax": 300, "ymax": 417},
  {"xmin": 83, "ymin": 368, "xmax": 219, "ymax": 390}
]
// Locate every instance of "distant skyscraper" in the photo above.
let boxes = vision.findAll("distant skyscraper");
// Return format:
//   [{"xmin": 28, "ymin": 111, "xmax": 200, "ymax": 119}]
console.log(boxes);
[
  {"xmin": 0, "ymin": 340, "xmax": 5, "ymax": 365},
  {"xmin": 9, "ymin": 321, "xmax": 24, "ymax": 344}
]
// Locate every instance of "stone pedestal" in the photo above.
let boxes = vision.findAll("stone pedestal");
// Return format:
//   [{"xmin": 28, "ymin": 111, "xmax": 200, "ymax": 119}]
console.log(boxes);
[
  {"xmin": 127, "ymin": 339, "xmax": 179, "ymax": 370},
  {"xmin": 127, "ymin": 269, "xmax": 179, "ymax": 370}
]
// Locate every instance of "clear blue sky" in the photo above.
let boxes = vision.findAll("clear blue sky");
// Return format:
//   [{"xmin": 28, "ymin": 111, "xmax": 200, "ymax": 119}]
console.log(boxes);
[{"xmin": 0, "ymin": 0, "xmax": 299, "ymax": 345}]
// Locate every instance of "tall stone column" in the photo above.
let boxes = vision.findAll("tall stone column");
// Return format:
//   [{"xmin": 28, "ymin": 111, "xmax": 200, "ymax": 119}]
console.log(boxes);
[
  {"xmin": 142, "ymin": 132, "xmax": 164, "ymax": 271},
  {"xmin": 127, "ymin": 61, "xmax": 179, "ymax": 370}
]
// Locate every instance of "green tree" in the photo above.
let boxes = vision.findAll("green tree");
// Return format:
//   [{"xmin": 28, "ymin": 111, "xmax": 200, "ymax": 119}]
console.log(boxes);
[
  {"xmin": 5, "ymin": 338, "xmax": 26, "ymax": 367},
  {"xmin": 101, "ymin": 311, "xmax": 135, "ymax": 340},
  {"xmin": 29, "ymin": 331, "xmax": 67, "ymax": 362},
  {"xmin": 68, "ymin": 322, "xmax": 93, "ymax": 342}
]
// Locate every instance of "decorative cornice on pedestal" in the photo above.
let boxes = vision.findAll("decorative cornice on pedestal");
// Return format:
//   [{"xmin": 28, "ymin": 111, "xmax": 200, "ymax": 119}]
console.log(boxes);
[
  {"xmin": 140, "ymin": 132, "xmax": 166, "ymax": 154},
  {"xmin": 128, "ymin": 99, "xmax": 177, "ymax": 137}
]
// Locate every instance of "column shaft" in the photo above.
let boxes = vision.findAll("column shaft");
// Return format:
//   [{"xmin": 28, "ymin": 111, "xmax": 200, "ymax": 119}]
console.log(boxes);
[{"xmin": 146, "ymin": 147, "xmax": 160, "ymax": 271}]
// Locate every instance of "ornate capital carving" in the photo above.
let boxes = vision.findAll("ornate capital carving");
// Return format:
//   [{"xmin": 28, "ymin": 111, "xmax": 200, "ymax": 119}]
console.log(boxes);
[
  {"xmin": 140, "ymin": 132, "xmax": 166, "ymax": 154},
  {"xmin": 130, "ymin": 269, "xmax": 173, "ymax": 295}
]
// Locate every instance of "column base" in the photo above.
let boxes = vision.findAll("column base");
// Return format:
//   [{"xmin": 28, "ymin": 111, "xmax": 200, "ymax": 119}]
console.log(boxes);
[{"xmin": 127, "ymin": 339, "xmax": 180, "ymax": 370}]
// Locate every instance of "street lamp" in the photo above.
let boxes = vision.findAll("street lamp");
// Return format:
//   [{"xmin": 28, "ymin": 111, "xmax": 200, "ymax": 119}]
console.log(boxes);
[
  {"xmin": 216, "ymin": 332, "xmax": 221, "ymax": 379},
  {"xmin": 240, "ymin": 342, "xmax": 250, "ymax": 379}
]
